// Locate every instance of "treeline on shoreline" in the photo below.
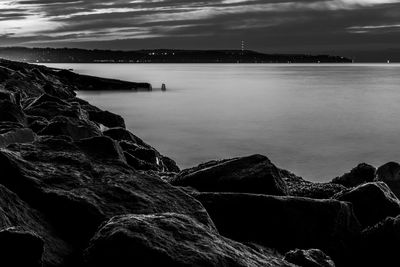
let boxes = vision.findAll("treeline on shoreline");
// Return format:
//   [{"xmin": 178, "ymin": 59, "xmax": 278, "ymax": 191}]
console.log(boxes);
[{"xmin": 0, "ymin": 47, "xmax": 352, "ymax": 64}]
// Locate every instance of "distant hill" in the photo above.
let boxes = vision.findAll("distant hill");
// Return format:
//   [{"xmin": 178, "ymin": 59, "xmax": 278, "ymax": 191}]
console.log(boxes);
[{"xmin": 0, "ymin": 47, "xmax": 352, "ymax": 63}]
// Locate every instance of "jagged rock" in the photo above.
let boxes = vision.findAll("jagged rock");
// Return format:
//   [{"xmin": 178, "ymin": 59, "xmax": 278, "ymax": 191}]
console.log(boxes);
[
  {"xmin": 0, "ymin": 136, "xmax": 214, "ymax": 263},
  {"xmin": 170, "ymin": 155, "xmax": 288, "ymax": 195},
  {"xmin": 0, "ymin": 126, "xmax": 36, "ymax": 147},
  {"xmin": 85, "ymin": 213, "xmax": 295, "ymax": 267},
  {"xmin": 375, "ymin": 162, "xmax": 400, "ymax": 198},
  {"xmin": 333, "ymin": 182, "xmax": 400, "ymax": 228},
  {"xmin": 281, "ymin": 169, "xmax": 345, "ymax": 199},
  {"xmin": 24, "ymin": 96, "xmax": 89, "ymax": 121},
  {"xmin": 88, "ymin": 110, "xmax": 125, "ymax": 129},
  {"xmin": 103, "ymin": 127, "xmax": 150, "ymax": 148},
  {"xmin": 106, "ymin": 128, "xmax": 180, "ymax": 172},
  {"xmin": 0, "ymin": 100, "xmax": 27, "ymax": 125},
  {"xmin": 284, "ymin": 249, "xmax": 335, "ymax": 267},
  {"xmin": 0, "ymin": 184, "xmax": 71, "ymax": 266},
  {"xmin": 332, "ymin": 163, "xmax": 376, "ymax": 188},
  {"xmin": 0, "ymin": 89, "xmax": 19, "ymax": 104},
  {"xmin": 39, "ymin": 116, "xmax": 101, "ymax": 140},
  {"xmin": 27, "ymin": 116, "xmax": 49, "ymax": 133},
  {"xmin": 359, "ymin": 215, "xmax": 400, "ymax": 267},
  {"xmin": 194, "ymin": 192, "xmax": 361, "ymax": 265},
  {"xmin": 0, "ymin": 227, "xmax": 45, "ymax": 267}
]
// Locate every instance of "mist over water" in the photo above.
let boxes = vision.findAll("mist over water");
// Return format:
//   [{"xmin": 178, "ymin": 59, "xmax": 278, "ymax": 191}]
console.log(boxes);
[{"xmin": 45, "ymin": 63, "xmax": 400, "ymax": 182}]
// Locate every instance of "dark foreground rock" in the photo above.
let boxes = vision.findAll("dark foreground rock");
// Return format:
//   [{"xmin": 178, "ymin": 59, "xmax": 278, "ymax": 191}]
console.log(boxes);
[
  {"xmin": 284, "ymin": 249, "xmax": 335, "ymax": 267},
  {"xmin": 85, "ymin": 213, "xmax": 295, "ymax": 267},
  {"xmin": 170, "ymin": 154, "xmax": 288, "ymax": 195},
  {"xmin": 194, "ymin": 193, "xmax": 361, "ymax": 265},
  {"xmin": 376, "ymin": 161, "xmax": 400, "ymax": 198},
  {"xmin": 332, "ymin": 163, "xmax": 376, "ymax": 188},
  {"xmin": 0, "ymin": 135, "xmax": 214, "ymax": 265},
  {"xmin": 358, "ymin": 215, "xmax": 400, "ymax": 267},
  {"xmin": 333, "ymin": 182, "xmax": 400, "ymax": 228}
]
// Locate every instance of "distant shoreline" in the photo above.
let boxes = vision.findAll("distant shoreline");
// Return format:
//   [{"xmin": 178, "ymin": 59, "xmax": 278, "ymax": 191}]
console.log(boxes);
[{"xmin": 0, "ymin": 47, "xmax": 352, "ymax": 64}]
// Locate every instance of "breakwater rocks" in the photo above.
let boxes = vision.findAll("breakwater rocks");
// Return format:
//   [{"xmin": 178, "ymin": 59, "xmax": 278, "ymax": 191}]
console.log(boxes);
[{"xmin": 0, "ymin": 58, "xmax": 399, "ymax": 267}]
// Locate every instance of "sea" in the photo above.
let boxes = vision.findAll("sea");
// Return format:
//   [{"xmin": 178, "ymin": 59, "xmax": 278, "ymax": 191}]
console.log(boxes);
[{"xmin": 43, "ymin": 63, "xmax": 400, "ymax": 182}]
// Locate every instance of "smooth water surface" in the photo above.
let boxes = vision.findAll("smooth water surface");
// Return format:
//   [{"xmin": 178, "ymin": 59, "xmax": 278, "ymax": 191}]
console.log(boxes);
[{"xmin": 44, "ymin": 63, "xmax": 400, "ymax": 182}]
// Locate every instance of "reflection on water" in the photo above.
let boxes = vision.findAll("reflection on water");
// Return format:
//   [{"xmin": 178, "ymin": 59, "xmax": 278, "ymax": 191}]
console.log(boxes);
[{"xmin": 45, "ymin": 63, "xmax": 400, "ymax": 182}]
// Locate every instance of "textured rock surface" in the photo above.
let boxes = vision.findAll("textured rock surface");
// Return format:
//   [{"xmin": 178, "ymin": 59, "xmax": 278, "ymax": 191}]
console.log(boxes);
[
  {"xmin": 332, "ymin": 163, "xmax": 376, "ymax": 188},
  {"xmin": 85, "ymin": 213, "xmax": 295, "ymax": 267},
  {"xmin": 284, "ymin": 249, "xmax": 335, "ymax": 267},
  {"xmin": 376, "ymin": 162, "xmax": 400, "ymax": 198},
  {"xmin": 195, "ymin": 192, "xmax": 361, "ymax": 265},
  {"xmin": 171, "ymin": 155, "xmax": 288, "ymax": 195},
  {"xmin": 333, "ymin": 182, "xmax": 400, "ymax": 228},
  {"xmin": 280, "ymin": 169, "xmax": 345, "ymax": 199},
  {"xmin": 358, "ymin": 215, "xmax": 400, "ymax": 267}
]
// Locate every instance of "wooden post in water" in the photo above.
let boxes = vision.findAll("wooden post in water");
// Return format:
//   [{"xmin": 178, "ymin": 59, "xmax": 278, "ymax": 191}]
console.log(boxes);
[{"xmin": 161, "ymin": 83, "xmax": 166, "ymax": 91}]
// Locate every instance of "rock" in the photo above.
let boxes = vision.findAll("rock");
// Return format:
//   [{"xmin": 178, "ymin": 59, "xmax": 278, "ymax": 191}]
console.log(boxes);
[
  {"xmin": 85, "ymin": 213, "xmax": 295, "ymax": 267},
  {"xmin": 332, "ymin": 163, "xmax": 376, "ymax": 188},
  {"xmin": 284, "ymin": 249, "xmax": 335, "ymax": 267},
  {"xmin": 39, "ymin": 116, "xmax": 101, "ymax": 140},
  {"xmin": 376, "ymin": 162, "xmax": 400, "ymax": 198},
  {"xmin": 0, "ymin": 100, "xmax": 27, "ymax": 125},
  {"xmin": 0, "ymin": 136, "xmax": 215, "ymax": 262},
  {"xmin": 0, "ymin": 184, "xmax": 71, "ymax": 266},
  {"xmin": 170, "ymin": 155, "xmax": 288, "ymax": 195},
  {"xmin": 281, "ymin": 169, "xmax": 345, "ymax": 199},
  {"xmin": 359, "ymin": 215, "xmax": 400, "ymax": 267},
  {"xmin": 0, "ymin": 227, "xmax": 44, "ymax": 267},
  {"xmin": 103, "ymin": 127, "xmax": 150, "ymax": 148},
  {"xmin": 27, "ymin": 116, "xmax": 49, "ymax": 133},
  {"xmin": 0, "ymin": 89, "xmax": 19, "ymax": 104},
  {"xmin": 0, "ymin": 127, "xmax": 36, "ymax": 148},
  {"xmin": 88, "ymin": 110, "xmax": 126, "ymax": 129},
  {"xmin": 333, "ymin": 182, "xmax": 400, "ymax": 228},
  {"xmin": 106, "ymin": 128, "xmax": 180, "ymax": 172},
  {"xmin": 24, "ymin": 96, "xmax": 89, "ymax": 121},
  {"xmin": 194, "ymin": 192, "xmax": 361, "ymax": 265}
]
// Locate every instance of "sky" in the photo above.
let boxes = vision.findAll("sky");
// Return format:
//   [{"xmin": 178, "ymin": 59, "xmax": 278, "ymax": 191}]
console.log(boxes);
[{"xmin": 0, "ymin": 0, "xmax": 400, "ymax": 61}]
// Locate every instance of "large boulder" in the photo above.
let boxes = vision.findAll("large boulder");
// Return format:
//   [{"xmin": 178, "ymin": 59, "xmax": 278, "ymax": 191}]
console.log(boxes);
[
  {"xmin": 24, "ymin": 94, "xmax": 89, "ymax": 121},
  {"xmin": 88, "ymin": 110, "xmax": 126, "ymax": 129},
  {"xmin": 0, "ymin": 227, "xmax": 44, "ymax": 267},
  {"xmin": 0, "ymin": 100, "xmax": 26, "ymax": 125},
  {"xmin": 375, "ymin": 162, "xmax": 400, "ymax": 198},
  {"xmin": 284, "ymin": 249, "xmax": 335, "ymax": 267},
  {"xmin": 85, "ymin": 213, "xmax": 295, "ymax": 267},
  {"xmin": 195, "ymin": 192, "xmax": 361, "ymax": 265},
  {"xmin": 333, "ymin": 182, "xmax": 400, "ymax": 228},
  {"xmin": 0, "ymin": 126, "xmax": 36, "ymax": 148},
  {"xmin": 0, "ymin": 136, "xmax": 215, "ymax": 264},
  {"xmin": 332, "ymin": 163, "xmax": 376, "ymax": 188},
  {"xmin": 39, "ymin": 116, "xmax": 101, "ymax": 141},
  {"xmin": 358, "ymin": 215, "xmax": 400, "ymax": 267},
  {"xmin": 170, "ymin": 155, "xmax": 288, "ymax": 196},
  {"xmin": 0, "ymin": 184, "xmax": 71, "ymax": 266},
  {"xmin": 105, "ymin": 128, "xmax": 180, "ymax": 172}
]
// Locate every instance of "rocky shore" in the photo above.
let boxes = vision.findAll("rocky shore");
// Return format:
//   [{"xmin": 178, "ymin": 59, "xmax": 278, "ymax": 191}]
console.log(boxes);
[{"xmin": 1, "ymin": 58, "xmax": 399, "ymax": 267}]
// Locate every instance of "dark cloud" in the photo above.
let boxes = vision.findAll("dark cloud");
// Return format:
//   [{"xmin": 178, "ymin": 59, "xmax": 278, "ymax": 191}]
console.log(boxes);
[{"xmin": 0, "ymin": 0, "xmax": 399, "ymax": 61}]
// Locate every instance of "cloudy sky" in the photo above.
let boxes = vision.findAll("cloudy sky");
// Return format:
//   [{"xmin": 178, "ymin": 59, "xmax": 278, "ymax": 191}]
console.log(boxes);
[{"xmin": 1, "ymin": 0, "xmax": 399, "ymax": 60}]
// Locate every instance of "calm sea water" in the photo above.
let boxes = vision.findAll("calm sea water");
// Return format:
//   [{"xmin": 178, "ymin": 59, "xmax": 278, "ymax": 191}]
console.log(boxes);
[{"xmin": 44, "ymin": 63, "xmax": 400, "ymax": 182}]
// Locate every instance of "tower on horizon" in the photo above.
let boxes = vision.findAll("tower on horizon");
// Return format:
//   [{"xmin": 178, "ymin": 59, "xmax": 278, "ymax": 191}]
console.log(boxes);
[{"xmin": 241, "ymin": 40, "xmax": 245, "ymax": 52}]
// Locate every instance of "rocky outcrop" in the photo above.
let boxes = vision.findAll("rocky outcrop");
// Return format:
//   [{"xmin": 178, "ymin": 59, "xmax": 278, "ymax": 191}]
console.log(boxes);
[
  {"xmin": 332, "ymin": 163, "xmax": 376, "ymax": 188},
  {"xmin": 375, "ymin": 162, "xmax": 400, "ymax": 198},
  {"xmin": 105, "ymin": 127, "xmax": 180, "ymax": 172},
  {"xmin": 85, "ymin": 213, "xmax": 295, "ymax": 267},
  {"xmin": 280, "ymin": 169, "xmax": 345, "ymax": 199},
  {"xmin": 194, "ymin": 192, "xmax": 361, "ymax": 265},
  {"xmin": 39, "ymin": 116, "xmax": 102, "ymax": 140},
  {"xmin": 284, "ymin": 249, "xmax": 335, "ymax": 267},
  {"xmin": 358, "ymin": 215, "xmax": 400, "ymax": 267},
  {"xmin": 333, "ymin": 182, "xmax": 400, "ymax": 228},
  {"xmin": 170, "ymin": 155, "xmax": 288, "ymax": 195}
]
